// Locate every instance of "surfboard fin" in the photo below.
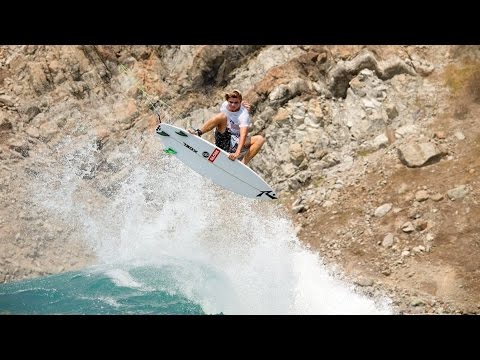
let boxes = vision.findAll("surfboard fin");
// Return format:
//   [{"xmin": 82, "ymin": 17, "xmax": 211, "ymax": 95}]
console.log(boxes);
[
  {"xmin": 175, "ymin": 130, "xmax": 188, "ymax": 137},
  {"xmin": 155, "ymin": 124, "xmax": 169, "ymax": 136},
  {"xmin": 163, "ymin": 147, "xmax": 177, "ymax": 155}
]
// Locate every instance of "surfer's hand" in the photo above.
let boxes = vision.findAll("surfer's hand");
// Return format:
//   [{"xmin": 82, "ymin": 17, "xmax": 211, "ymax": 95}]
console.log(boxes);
[
  {"xmin": 228, "ymin": 152, "xmax": 240, "ymax": 161},
  {"xmin": 241, "ymin": 101, "xmax": 251, "ymax": 112}
]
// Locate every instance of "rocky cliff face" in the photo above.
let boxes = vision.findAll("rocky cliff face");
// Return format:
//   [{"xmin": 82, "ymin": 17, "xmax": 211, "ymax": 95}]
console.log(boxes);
[{"xmin": 1, "ymin": 45, "xmax": 479, "ymax": 314}]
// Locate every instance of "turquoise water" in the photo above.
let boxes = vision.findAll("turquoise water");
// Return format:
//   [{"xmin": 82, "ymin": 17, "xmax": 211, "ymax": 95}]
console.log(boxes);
[{"xmin": 0, "ymin": 265, "xmax": 205, "ymax": 315}]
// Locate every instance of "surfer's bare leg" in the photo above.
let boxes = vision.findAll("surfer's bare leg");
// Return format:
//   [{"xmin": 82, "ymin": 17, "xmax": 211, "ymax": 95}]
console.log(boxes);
[
  {"xmin": 189, "ymin": 113, "xmax": 228, "ymax": 135},
  {"xmin": 242, "ymin": 135, "xmax": 265, "ymax": 165}
]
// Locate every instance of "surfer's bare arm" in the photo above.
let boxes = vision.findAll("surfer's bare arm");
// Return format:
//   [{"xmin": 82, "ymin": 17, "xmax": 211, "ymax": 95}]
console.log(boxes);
[{"xmin": 229, "ymin": 127, "xmax": 248, "ymax": 161}]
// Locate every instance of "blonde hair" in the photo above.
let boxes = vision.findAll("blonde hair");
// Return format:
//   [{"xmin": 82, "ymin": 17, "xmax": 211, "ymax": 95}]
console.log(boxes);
[{"xmin": 225, "ymin": 89, "xmax": 242, "ymax": 101}]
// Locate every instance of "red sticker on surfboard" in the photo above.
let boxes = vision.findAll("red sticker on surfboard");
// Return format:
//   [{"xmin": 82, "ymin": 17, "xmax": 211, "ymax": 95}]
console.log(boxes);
[{"xmin": 208, "ymin": 148, "xmax": 220, "ymax": 163}]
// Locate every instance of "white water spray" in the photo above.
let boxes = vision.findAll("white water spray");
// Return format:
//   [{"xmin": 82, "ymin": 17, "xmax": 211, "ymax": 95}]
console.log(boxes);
[{"xmin": 29, "ymin": 133, "xmax": 392, "ymax": 314}]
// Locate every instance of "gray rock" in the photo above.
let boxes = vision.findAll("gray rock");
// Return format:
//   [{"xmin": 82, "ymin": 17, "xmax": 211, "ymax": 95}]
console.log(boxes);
[
  {"xmin": 375, "ymin": 203, "xmax": 393, "ymax": 217},
  {"xmin": 447, "ymin": 185, "xmax": 469, "ymax": 200},
  {"xmin": 397, "ymin": 142, "xmax": 445, "ymax": 167},
  {"xmin": 382, "ymin": 233, "xmax": 395, "ymax": 248}
]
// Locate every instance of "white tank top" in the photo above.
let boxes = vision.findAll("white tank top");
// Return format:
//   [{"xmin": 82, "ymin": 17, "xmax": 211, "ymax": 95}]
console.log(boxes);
[{"xmin": 219, "ymin": 101, "xmax": 251, "ymax": 137}]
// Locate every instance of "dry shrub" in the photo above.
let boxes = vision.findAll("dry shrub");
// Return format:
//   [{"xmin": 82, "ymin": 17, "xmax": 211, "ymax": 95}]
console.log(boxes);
[
  {"xmin": 443, "ymin": 60, "xmax": 480, "ymax": 99},
  {"xmin": 443, "ymin": 60, "xmax": 480, "ymax": 118},
  {"xmin": 454, "ymin": 98, "xmax": 470, "ymax": 120},
  {"xmin": 466, "ymin": 68, "xmax": 480, "ymax": 103}
]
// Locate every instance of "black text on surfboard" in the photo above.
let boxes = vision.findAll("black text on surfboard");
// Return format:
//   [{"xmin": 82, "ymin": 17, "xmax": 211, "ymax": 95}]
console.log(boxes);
[{"xmin": 183, "ymin": 142, "xmax": 197, "ymax": 153}]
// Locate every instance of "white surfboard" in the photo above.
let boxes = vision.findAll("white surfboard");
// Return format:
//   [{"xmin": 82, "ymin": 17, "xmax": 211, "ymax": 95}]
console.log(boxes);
[{"xmin": 155, "ymin": 123, "xmax": 277, "ymax": 200}]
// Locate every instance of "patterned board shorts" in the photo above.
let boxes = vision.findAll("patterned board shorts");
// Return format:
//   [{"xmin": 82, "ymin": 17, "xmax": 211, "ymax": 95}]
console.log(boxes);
[
  {"xmin": 214, "ymin": 128, "xmax": 248, "ymax": 157},
  {"xmin": 214, "ymin": 128, "xmax": 233, "ymax": 152}
]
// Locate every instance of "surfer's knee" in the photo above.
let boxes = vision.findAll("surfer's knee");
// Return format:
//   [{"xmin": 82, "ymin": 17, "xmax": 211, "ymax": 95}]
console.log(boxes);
[
  {"xmin": 259, "ymin": 135, "xmax": 265, "ymax": 146},
  {"xmin": 216, "ymin": 113, "xmax": 228, "ymax": 132},
  {"xmin": 254, "ymin": 135, "xmax": 265, "ymax": 148}
]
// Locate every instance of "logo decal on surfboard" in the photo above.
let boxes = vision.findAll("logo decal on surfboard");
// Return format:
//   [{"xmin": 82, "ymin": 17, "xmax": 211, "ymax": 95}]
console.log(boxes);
[
  {"xmin": 256, "ymin": 190, "xmax": 278, "ymax": 199},
  {"xmin": 163, "ymin": 147, "xmax": 177, "ymax": 155},
  {"xmin": 202, "ymin": 151, "xmax": 209, "ymax": 158},
  {"xmin": 208, "ymin": 148, "xmax": 220, "ymax": 163}
]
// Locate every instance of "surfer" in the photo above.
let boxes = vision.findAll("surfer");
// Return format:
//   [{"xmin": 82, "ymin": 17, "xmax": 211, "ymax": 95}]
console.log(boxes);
[{"xmin": 188, "ymin": 90, "xmax": 265, "ymax": 165}]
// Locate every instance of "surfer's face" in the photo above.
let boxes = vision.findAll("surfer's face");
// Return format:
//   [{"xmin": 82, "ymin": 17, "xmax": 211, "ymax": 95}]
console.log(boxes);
[{"xmin": 227, "ymin": 98, "xmax": 240, "ymax": 111}]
